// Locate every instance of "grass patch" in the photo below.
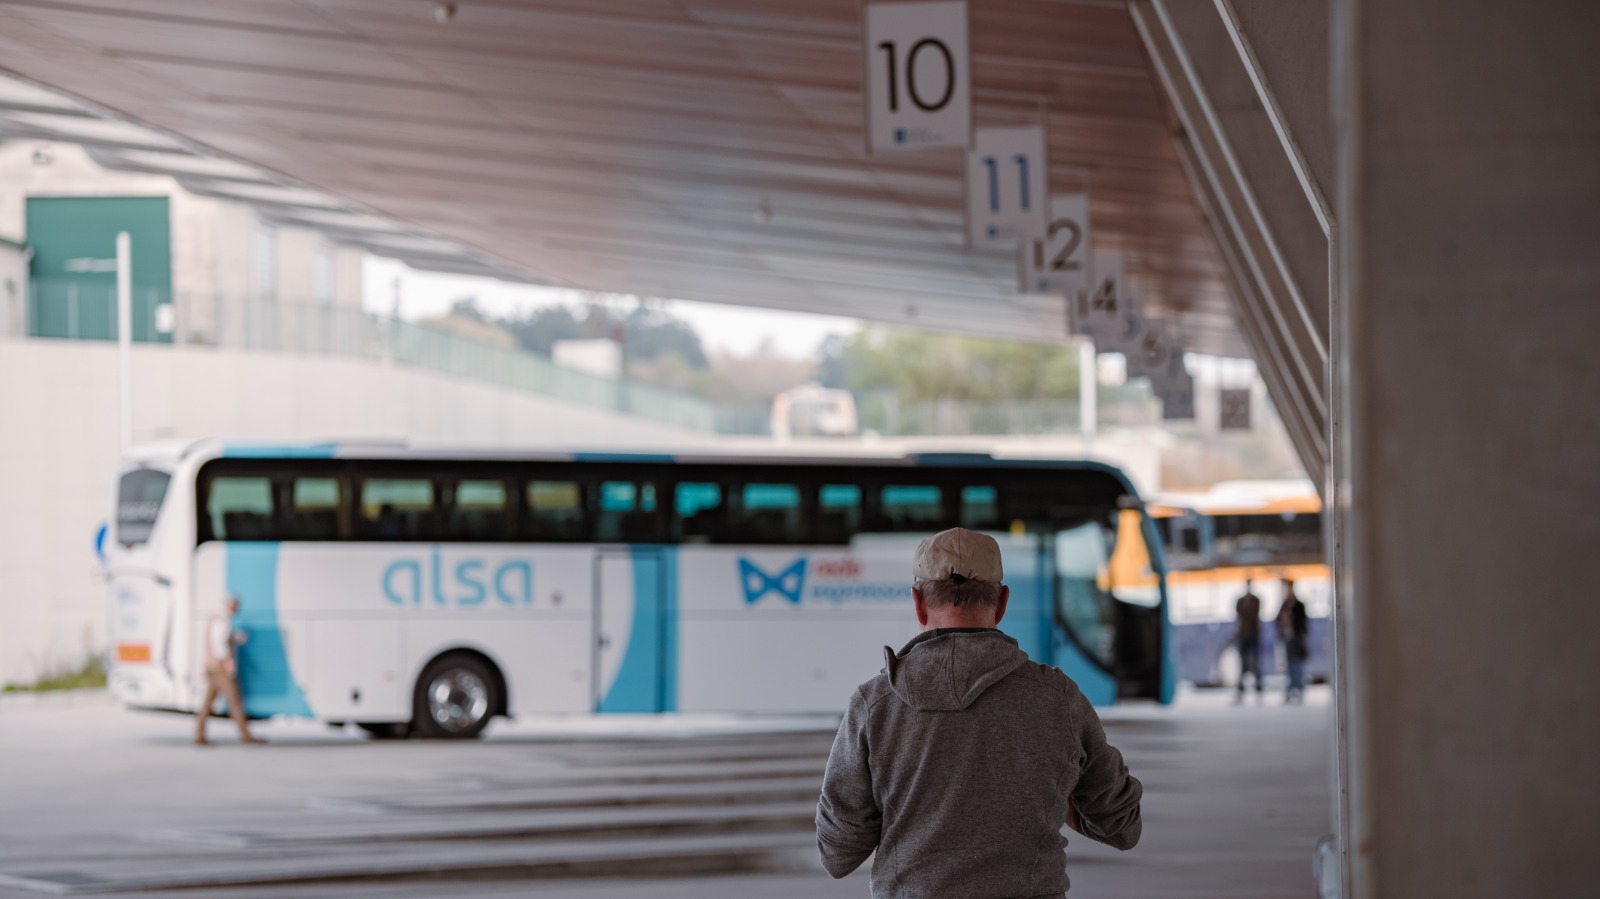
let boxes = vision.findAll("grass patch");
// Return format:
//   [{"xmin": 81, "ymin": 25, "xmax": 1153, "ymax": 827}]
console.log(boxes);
[{"xmin": 2, "ymin": 655, "xmax": 107, "ymax": 693}]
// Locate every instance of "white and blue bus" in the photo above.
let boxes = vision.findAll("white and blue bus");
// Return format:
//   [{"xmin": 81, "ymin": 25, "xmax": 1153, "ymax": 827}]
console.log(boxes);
[{"xmin": 108, "ymin": 442, "xmax": 1173, "ymax": 738}]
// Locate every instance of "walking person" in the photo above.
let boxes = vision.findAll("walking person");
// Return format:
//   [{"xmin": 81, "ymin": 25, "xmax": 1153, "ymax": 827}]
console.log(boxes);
[
  {"xmin": 1276, "ymin": 579, "xmax": 1310, "ymax": 704},
  {"xmin": 195, "ymin": 595, "xmax": 263, "ymax": 745},
  {"xmin": 815, "ymin": 527, "xmax": 1143, "ymax": 898},
  {"xmin": 1234, "ymin": 579, "xmax": 1265, "ymax": 704}
]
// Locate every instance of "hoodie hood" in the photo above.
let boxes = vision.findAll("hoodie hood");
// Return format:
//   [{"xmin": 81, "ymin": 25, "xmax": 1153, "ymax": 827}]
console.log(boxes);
[{"xmin": 883, "ymin": 629, "xmax": 1031, "ymax": 712}]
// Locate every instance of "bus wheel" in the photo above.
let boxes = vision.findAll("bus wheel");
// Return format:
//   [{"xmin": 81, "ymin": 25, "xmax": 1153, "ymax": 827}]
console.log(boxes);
[{"xmin": 412, "ymin": 653, "xmax": 498, "ymax": 740}]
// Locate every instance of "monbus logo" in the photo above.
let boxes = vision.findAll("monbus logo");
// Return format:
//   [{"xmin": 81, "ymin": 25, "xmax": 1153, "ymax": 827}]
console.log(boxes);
[{"xmin": 738, "ymin": 557, "xmax": 806, "ymax": 606}]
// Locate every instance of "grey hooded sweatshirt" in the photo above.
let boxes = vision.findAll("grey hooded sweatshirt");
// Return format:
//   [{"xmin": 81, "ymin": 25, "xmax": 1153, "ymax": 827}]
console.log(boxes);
[{"xmin": 815, "ymin": 628, "xmax": 1142, "ymax": 898}]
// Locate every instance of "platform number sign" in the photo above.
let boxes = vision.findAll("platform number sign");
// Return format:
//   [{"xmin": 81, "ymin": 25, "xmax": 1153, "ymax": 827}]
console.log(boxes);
[
  {"xmin": 1019, "ymin": 194, "xmax": 1091, "ymax": 295},
  {"xmin": 1161, "ymin": 376, "xmax": 1197, "ymax": 421},
  {"xmin": 1072, "ymin": 252, "xmax": 1143, "ymax": 350},
  {"xmin": 864, "ymin": 1, "xmax": 971, "ymax": 152},
  {"xmin": 1219, "ymin": 388, "xmax": 1253, "ymax": 430},
  {"xmin": 966, "ymin": 126, "xmax": 1048, "ymax": 244}
]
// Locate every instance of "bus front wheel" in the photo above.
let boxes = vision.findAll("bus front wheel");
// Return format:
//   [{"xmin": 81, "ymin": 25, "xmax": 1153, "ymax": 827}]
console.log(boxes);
[{"xmin": 412, "ymin": 653, "xmax": 499, "ymax": 740}]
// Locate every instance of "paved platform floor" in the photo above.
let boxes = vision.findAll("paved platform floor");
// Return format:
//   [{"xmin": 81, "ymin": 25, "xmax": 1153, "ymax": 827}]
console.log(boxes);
[{"xmin": 0, "ymin": 687, "xmax": 1330, "ymax": 898}]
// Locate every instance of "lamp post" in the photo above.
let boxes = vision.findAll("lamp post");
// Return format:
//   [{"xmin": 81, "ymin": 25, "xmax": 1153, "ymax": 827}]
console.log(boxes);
[{"xmin": 116, "ymin": 231, "xmax": 131, "ymax": 451}]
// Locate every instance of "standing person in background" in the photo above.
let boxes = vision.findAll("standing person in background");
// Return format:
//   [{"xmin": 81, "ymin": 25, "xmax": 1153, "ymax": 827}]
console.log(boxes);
[
  {"xmin": 195, "ymin": 595, "xmax": 263, "ymax": 745},
  {"xmin": 1276, "ymin": 580, "xmax": 1310, "ymax": 704},
  {"xmin": 1234, "ymin": 579, "xmax": 1264, "ymax": 704}
]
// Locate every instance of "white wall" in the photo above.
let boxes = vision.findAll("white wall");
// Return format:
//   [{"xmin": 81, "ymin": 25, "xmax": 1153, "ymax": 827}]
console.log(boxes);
[
  {"xmin": 0, "ymin": 241, "xmax": 25, "ymax": 338},
  {"xmin": 0, "ymin": 141, "xmax": 174, "ymax": 235},
  {"xmin": 0, "ymin": 337, "xmax": 706, "ymax": 688}
]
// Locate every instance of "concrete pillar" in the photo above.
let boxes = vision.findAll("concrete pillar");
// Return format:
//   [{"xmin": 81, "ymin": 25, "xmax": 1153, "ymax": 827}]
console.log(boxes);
[{"xmin": 1335, "ymin": 1, "xmax": 1600, "ymax": 895}]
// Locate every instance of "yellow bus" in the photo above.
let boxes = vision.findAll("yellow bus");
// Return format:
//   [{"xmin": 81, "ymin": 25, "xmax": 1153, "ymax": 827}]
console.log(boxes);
[{"xmin": 1149, "ymin": 480, "xmax": 1330, "ymax": 689}]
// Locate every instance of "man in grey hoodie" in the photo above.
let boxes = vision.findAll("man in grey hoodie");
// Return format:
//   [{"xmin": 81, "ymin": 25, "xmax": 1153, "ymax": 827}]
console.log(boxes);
[{"xmin": 816, "ymin": 527, "xmax": 1143, "ymax": 897}]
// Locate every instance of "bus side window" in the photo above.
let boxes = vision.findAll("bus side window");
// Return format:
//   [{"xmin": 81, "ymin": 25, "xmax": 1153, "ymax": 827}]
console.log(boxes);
[
  {"xmin": 283, "ymin": 476, "xmax": 343, "ymax": 541},
  {"xmin": 360, "ymin": 478, "xmax": 437, "ymax": 541},
  {"xmin": 526, "ymin": 480, "xmax": 586, "ymax": 542},
  {"xmin": 595, "ymin": 481, "xmax": 661, "ymax": 543},
  {"xmin": 205, "ymin": 476, "xmax": 274, "ymax": 542},
  {"xmin": 675, "ymin": 482, "xmax": 723, "ymax": 543},
  {"xmin": 735, "ymin": 483, "xmax": 802, "ymax": 544},
  {"xmin": 452, "ymin": 479, "xmax": 509, "ymax": 542},
  {"xmin": 816, "ymin": 484, "xmax": 861, "ymax": 544},
  {"xmin": 960, "ymin": 485, "xmax": 1001, "ymax": 531},
  {"xmin": 880, "ymin": 485, "xmax": 944, "ymax": 533}
]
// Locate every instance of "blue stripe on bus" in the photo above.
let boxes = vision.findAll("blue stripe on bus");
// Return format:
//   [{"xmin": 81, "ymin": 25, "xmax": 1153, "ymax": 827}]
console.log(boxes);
[
  {"xmin": 598, "ymin": 547, "xmax": 677, "ymax": 713},
  {"xmin": 996, "ymin": 540, "xmax": 1046, "ymax": 663},
  {"xmin": 223, "ymin": 443, "xmax": 339, "ymax": 459},
  {"xmin": 660, "ymin": 547, "xmax": 679, "ymax": 712},
  {"xmin": 225, "ymin": 543, "xmax": 315, "ymax": 719},
  {"xmin": 1055, "ymin": 631, "xmax": 1118, "ymax": 706},
  {"xmin": 572, "ymin": 452, "xmax": 676, "ymax": 463}
]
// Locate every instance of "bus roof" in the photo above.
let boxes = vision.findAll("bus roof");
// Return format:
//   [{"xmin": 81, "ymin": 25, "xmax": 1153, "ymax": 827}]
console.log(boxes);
[
  {"xmin": 1149, "ymin": 478, "xmax": 1321, "ymax": 516},
  {"xmin": 145, "ymin": 439, "xmax": 1139, "ymax": 481}
]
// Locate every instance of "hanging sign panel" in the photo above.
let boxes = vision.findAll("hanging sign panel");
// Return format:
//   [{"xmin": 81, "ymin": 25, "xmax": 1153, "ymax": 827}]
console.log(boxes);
[
  {"xmin": 1127, "ymin": 317, "xmax": 1178, "ymax": 378},
  {"xmin": 1018, "ymin": 193, "xmax": 1091, "ymax": 295},
  {"xmin": 864, "ymin": 1, "xmax": 971, "ymax": 152},
  {"xmin": 966, "ymin": 126, "xmax": 1047, "ymax": 244},
  {"xmin": 1219, "ymin": 388, "xmax": 1253, "ymax": 430},
  {"xmin": 1071, "ymin": 252, "xmax": 1143, "ymax": 351},
  {"xmin": 1161, "ymin": 373, "xmax": 1197, "ymax": 421},
  {"xmin": 1132, "ymin": 321, "xmax": 1188, "ymax": 390}
]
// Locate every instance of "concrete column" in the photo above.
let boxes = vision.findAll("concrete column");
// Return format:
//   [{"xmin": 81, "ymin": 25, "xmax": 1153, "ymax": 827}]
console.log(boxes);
[{"xmin": 1335, "ymin": 1, "xmax": 1600, "ymax": 896}]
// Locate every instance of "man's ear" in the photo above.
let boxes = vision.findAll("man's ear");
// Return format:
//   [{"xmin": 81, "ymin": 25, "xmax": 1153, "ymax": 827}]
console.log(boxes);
[
  {"xmin": 912, "ymin": 587, "xmax": 930, "ymax": 627},
  {"xmin": 993, "ymin": 585, "xmax": 1010, "ymax": 627}
]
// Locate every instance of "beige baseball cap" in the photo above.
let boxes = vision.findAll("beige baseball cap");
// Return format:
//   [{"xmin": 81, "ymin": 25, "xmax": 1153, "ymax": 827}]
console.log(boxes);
[{"xmin": 913, "ymin": 527, "xmax": 1003, "ymax": 583}]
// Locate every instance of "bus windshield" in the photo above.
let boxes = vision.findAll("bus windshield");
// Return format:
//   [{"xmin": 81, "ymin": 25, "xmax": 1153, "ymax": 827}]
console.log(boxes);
[{"xmin": 116, "ymin": 468, "xmax": 171, "ymax": 547}]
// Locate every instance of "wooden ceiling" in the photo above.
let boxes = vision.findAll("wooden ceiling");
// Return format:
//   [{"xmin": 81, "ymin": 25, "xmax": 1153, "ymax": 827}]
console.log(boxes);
[{"xmin": 0, "ymin": 0, "xmax": 1242, "ymax": 353}]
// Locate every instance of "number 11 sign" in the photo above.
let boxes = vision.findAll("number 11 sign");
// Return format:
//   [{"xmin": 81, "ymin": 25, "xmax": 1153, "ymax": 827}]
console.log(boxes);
[{"xmin": 966, "ymin": 126, "xmax": 1047, "ymax": 245}]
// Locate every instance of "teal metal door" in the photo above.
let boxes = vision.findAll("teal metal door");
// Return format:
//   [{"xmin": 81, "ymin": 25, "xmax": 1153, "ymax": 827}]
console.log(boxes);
[{"xmin": 26, "ymin": 196, "xmax": 173, "ymax": 342}]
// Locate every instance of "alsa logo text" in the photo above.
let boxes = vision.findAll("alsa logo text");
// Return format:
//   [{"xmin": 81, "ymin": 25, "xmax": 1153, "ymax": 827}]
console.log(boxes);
[{"xmin": 382, "ymin": 547, "xmax": 533, "ymax": 607}]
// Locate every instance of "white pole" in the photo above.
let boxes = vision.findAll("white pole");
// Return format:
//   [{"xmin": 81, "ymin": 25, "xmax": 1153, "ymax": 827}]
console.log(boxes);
[
  {"xmin": 116, "ymin": 231, "xmax": 132, "ymax": 452},
  {"xmin": 1078, "ymin": 339, "xmax": 1097, "ymax": 443}
]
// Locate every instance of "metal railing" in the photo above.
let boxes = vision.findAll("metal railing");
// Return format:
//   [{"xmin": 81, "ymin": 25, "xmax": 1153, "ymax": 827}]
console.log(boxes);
[
  {"xmin": 854, "ymin": 389, "xmax": 1161, "ymax": 437},
  {"xmin": 12, "ymin": 286, "xmax": 718, "ymax": 432}
]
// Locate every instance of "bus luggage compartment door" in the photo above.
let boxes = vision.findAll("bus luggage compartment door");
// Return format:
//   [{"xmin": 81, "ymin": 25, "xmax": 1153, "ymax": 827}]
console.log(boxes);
[{"xmin": 593, "ymin": 550, "xmax": 668, "ymax": 713}]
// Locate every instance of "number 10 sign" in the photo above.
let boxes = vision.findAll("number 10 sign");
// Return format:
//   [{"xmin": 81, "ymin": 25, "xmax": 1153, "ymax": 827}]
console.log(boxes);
[
  {"xmin": 966, "ymin": 126, "xmax": 1047, "ymax": 245},
  {"xmin": 864, "ymin": 1, "xmax": 971, "ymax": 152}
]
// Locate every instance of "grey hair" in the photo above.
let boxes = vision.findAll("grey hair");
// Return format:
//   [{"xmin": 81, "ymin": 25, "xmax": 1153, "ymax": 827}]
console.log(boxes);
[{"xmin": 914, "ymin": 577, "xmax": 1003, "ymax": 608}]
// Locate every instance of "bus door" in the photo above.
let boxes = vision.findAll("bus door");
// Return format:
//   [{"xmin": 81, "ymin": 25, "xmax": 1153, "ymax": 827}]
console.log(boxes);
[
  {"xmin": 1051, "ymin": 510, "xmax": 1165, "ymax": 703},
  {"xmin": 593, "ymin": 549, "xmax": 669, "ymax": 713}
]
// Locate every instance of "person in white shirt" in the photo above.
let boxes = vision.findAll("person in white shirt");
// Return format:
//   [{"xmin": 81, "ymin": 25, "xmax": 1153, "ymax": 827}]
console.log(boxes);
[{"xmin": 195, "ymin": 596, "xmax": 263, "ymax": 745}]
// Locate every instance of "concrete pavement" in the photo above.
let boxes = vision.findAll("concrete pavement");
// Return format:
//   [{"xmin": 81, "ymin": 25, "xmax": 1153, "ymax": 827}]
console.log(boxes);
[{"xmin": 0, "ymin": 687, "xmax": 1330, "ymax": 897}]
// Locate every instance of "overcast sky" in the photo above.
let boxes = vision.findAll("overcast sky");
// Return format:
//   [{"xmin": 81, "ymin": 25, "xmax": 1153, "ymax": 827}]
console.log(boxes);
[{"xmin": 364, "ymin": 257, "xmax": 858, "ymax": 358}]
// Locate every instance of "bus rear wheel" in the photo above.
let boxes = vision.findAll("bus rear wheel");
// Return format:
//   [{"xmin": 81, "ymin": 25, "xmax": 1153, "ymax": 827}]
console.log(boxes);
[{"xmin": 412, "ymin": 653, "xmax": 499, "ymax": 740}]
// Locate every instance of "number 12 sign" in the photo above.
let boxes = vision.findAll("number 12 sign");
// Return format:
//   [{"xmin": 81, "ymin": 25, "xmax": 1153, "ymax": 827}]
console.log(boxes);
[
  {"xmin": 966, "ymin": 126, "xmax": 1048, "ymax": 245},
  {"xmin": 1019, "ymin": 194, "xmax": 1091, "ymax": 295},
  {"xmin": 864, "ymin": 1, "xmax": 971, "ymax": 152}
]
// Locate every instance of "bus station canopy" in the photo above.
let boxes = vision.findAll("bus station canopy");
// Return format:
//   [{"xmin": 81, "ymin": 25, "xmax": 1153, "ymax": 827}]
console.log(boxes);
[{"xmin": 0, "ymin": 0, "xmax": 1243, "ymax": 355}]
